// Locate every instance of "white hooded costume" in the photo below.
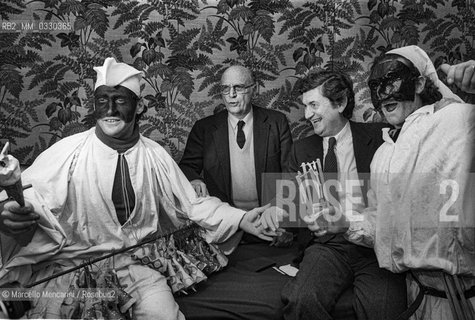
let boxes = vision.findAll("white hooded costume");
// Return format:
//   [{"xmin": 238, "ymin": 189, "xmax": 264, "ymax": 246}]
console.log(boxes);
[{"xmin": 346, "ymin": 46, "xmax": 475, "ymax": 320}]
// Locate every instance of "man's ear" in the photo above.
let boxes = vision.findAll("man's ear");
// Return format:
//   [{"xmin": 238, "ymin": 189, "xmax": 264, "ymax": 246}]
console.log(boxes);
[
  {"xmin": 337, "ymin": 96, "xmax": 348, "ymax": 113},
  {"xmin": 415, "ymin": 76, "xmax": 426, "ymax": 94},
  {"xmin": 250, "ymin": 84, "xmax": 257, "ymax": 98},
  {"xmin": 136, "ymin": 98, "xmax": 145, "ymax": 114}
]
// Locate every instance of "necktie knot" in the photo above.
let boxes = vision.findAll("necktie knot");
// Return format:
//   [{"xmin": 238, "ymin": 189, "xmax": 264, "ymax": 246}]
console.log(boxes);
[
  {"xmin": 237, "ymin": 120, "xmax": 246, "ymax": 148},
  {"xmin": 389, "ymin": 128, "xmax": 401, "ymax": 142},
  {"xmin": 328, "ymin": 137, "xmax": 337, "ymax": 150}
]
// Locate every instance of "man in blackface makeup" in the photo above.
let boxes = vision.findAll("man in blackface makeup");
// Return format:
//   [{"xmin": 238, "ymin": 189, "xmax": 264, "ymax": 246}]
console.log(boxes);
[
  {"xmin": 0, "ymin": 58, "xmax": 272, "ymax": 319},
  {"xmin": 307, "ymin": 46, "xmax": 475, "ymax": 319}
]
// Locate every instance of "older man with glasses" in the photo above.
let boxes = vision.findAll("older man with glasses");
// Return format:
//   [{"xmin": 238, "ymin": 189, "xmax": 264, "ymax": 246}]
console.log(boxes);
[
  {"xmin": 180, "ymin": 65, "xmax": 292, "ymax": 230},
  {"xmin": 177, "ymin": 64, "xmax": 294, "ymax": 320}
]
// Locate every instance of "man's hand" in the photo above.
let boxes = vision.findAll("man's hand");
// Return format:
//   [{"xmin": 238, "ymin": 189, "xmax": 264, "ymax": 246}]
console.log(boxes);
[
  {"xmin": 190, "ymin": 179, "xmax": 209, "ymax": 197},
  {"xmin": 269, "ymin": 228, "xmax": 294, "ymax": 247},
  {"xmin": 303, "ymin": 206, "xmax": 349, "ymax": 237},
  {"xmin": 0, "ymin": 200, "xmax": 38, "ymax": 237},
  {"xmin": 259, "ymin": 205, "xmax": 288, "ymax": 233},
  {"xmin": 440, "ymin": 61, "xmax": 475, "ymax": 94},
  {"xmin": 239, "ymin": 203, "xmax": 273, "ymax": 241}
]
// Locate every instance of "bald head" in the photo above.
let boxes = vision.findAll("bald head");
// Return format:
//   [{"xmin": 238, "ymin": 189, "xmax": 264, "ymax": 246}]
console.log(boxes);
[
  {"xmin": 220, "ymin": 65, "xmax": 256, "ymax": 119},
  {"xmin": 221, "ymin": 65, "xmax": 254, "ymax": 84}
]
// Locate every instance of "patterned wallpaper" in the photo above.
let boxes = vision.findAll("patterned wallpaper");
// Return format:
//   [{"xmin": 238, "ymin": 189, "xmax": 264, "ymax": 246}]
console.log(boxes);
[{"xmin": 1, "ymin": 0, "xmax": 474, "ymax": 165}]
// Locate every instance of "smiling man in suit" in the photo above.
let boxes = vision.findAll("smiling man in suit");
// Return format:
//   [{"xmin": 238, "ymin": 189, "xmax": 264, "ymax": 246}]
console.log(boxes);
[
  {"xmin": 179, "ymin": 65, "xmax": 292, "ymax": 215},
  {"xmin": 280, "ymin": 70, "xmax": 407, "ymax": 320}
]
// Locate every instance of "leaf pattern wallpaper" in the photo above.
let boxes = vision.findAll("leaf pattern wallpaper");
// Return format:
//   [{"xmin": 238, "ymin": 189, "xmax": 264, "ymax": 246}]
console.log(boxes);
[{"xmin": 1, "ymin": 0, "xmax": 474, "ymax": 164}]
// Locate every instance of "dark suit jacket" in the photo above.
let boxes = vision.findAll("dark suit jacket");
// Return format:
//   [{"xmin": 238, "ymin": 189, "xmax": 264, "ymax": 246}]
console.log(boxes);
[
  {"xmin": 288, "ymin": 121, "xmax": 389, "ymax": 206},
  {"xmin": 179, "ymin": 105, "xmax": 293, "ymax": 206}
]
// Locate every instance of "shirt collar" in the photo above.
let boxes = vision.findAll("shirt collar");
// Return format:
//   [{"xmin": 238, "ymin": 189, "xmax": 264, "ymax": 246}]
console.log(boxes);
[
  {"xmin": 228, "ymin": 108, "xmax": 254, "ymax": 130},
  {"xmin": 382, "ymin": 104, "xmax": 435, "ymax": 143},
  {"xmin": 323, "ymin": 120, "xmax": 350, "ymax": 147}
]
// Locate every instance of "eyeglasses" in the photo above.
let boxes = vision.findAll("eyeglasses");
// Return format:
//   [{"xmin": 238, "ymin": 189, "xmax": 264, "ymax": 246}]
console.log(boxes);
[{"xmin": 220, "ymin": 83, "xmax": 255, "ymax": 95}]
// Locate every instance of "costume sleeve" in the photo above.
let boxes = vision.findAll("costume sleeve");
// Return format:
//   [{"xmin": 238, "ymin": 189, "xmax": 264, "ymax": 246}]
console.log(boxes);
[
  {"xmin": 0, "ymin": 188, "xmax": 66, "ymax": 286},
  {"xmin": 158, "ymin": 146, "xmax": 246, "ymax": 244},
  {"xmin": 179, "ymin": 121, "xmax": 205, "ymax": 182},
  {"xmin": 0, "ymin": 133, "xmax": 86, "ymax": 285},
  {"xmin": 22, "ymin": 131, "xmax": 88, "ymax": 213},
  {"xmin": 344, "ymin": 188, "xmax": 377, "ymax": 248}
]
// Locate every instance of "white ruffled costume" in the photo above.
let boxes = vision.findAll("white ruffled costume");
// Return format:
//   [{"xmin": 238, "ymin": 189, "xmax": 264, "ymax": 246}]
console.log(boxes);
[{"xmin": 0, "ymin": 58, "xmax": 245, "ymax": 319}]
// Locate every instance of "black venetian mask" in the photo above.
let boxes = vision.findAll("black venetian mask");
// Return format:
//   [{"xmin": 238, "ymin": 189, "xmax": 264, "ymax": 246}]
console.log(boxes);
[{"xmin": 368, "ymin": 59, "xmax": 419, "ymax": 110}]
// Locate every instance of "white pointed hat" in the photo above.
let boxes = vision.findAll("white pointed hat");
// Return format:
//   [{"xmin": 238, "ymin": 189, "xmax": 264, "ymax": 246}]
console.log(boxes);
[{"xmin": 93, "ymin": 57, "xmax": 143, "ymax": 97}]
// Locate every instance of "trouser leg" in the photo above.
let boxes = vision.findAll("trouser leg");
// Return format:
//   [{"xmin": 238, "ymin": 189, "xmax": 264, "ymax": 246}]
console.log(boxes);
[
  {"xmin": 282, "ymin": 242, "xmax": 353, "ymax": 320},
  {"xmin": 351, "ymin": 247, "xmax": 407, "ymax": 320},
  {"xmin": 118, "ymin": 264, "xmax": 185, "ymax": 320}
]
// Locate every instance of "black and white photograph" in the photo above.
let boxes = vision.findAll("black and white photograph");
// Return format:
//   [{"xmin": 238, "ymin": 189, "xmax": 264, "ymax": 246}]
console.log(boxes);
[{"xmin": 0, "ymin": 1, "xmax": 474, "ymax": 319}]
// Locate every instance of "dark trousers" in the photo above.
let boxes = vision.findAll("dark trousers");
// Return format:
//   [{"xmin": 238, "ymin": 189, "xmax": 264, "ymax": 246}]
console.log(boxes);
[{"xmin": 281, "ymin": 235, "xmax": 407, "ymax": 320}]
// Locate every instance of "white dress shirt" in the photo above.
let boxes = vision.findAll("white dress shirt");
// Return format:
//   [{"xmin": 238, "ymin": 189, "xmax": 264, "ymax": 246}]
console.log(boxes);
[{"xmin": 323, "ymin": 121, "xmax": 365, "ymax": 215}]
